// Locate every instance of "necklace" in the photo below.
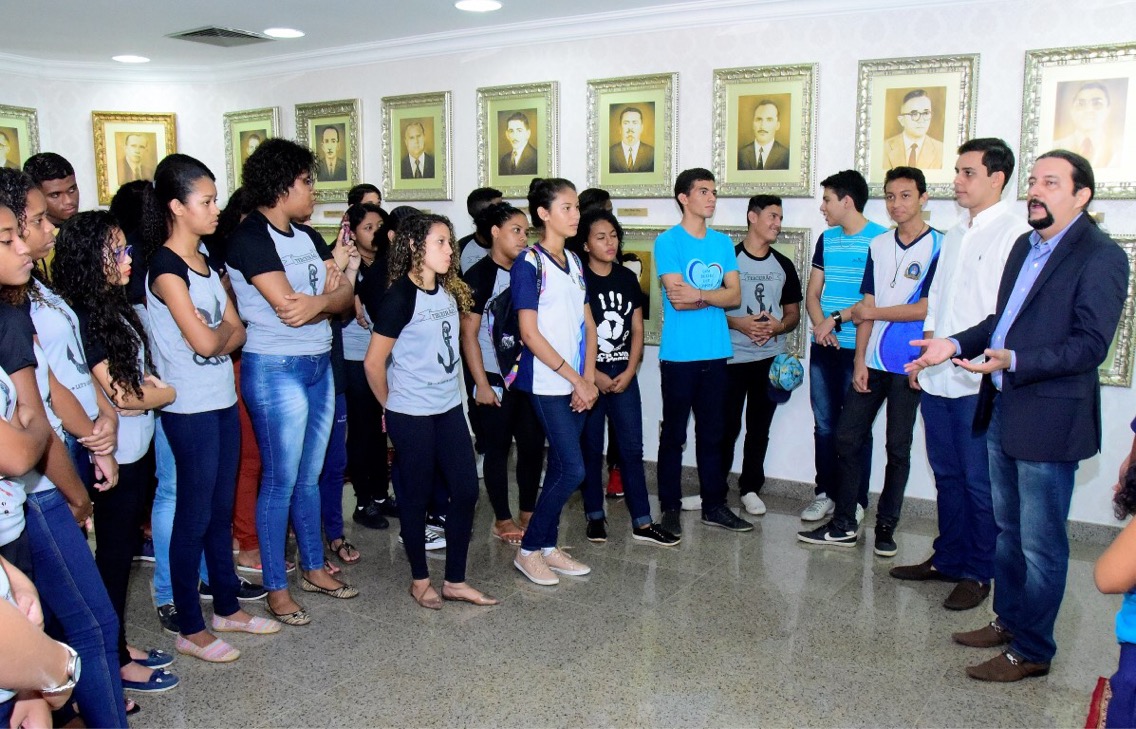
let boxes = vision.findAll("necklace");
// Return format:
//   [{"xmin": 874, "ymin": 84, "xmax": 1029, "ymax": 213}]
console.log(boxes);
[{"xmin": 891, "ymin": 226, "xmax": 928, "ymax": 288}]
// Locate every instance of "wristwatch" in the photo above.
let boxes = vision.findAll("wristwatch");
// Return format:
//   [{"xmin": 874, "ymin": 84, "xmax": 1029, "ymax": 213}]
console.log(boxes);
[
  {"xmin": 830, "ymin": 310, "xmax": 843, "ymax": 333},
  {"xmin": 41, "ymin": 642, "xmax": 81, "ymax": 697}
]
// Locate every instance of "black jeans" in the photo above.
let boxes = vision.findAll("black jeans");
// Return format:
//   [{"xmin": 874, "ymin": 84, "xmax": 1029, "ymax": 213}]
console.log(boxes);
[
  {"xmin": 832, "ymin": 369, "xmax": 921, "ymax": 533},
  {"xmin": 91, "ymin": 448, "xmax": 153, "ymax": 667},
  {"xmin": 468, "ymin": 378, "xmax": 544, "ymax": 521},
  {"xmin": 386, "ymin": 406, "xmax": 477, "ymax": 582},
  {"xmin": 721, "ymin": 358, "xmax": 778, "ymax": 496},
  {"xmin": 344, "ymin": 359, "xmax": 389, "ymax": 505},
  {"xmin": 657, "ymin": 358, "xmax": 728, "ymax": 513}
]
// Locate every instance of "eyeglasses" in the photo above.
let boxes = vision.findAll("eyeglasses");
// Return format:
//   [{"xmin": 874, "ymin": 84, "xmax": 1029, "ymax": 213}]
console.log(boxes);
[
  {"xmin": 111, "ymin": 244, "xmax": 132, "ymax": 262},
  {"xmin": 899, "ymin": 111, "xmax": 932, "ymax": 122}
]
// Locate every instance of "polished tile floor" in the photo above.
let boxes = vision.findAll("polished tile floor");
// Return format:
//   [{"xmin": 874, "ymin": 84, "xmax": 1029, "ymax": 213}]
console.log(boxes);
[{"xmin": 122, "ymin": 489, "xmax": 1115, "ymax": 728}]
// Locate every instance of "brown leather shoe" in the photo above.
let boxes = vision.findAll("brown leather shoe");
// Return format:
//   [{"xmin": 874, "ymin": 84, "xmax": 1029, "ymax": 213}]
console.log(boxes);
[
  {"xmin": 952, "ymin": 620, "xmax": 1013, "ymax": 647},
  {"xmin": 966, "ymin": 651, "xmax": 1049, "ymax": 682},
  {"xmin": 889, "ymin": 557, "xmax": 960, "ymax": 582},
  {"xmin": 943, "ymin": 580, "xmax": 990, "ymax": 610}
]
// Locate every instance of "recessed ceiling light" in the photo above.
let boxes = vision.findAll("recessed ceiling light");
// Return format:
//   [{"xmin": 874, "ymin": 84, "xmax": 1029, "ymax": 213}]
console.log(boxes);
[
  {"xmin": 112, "ymin": 55, "xmax": 150, "ymax": 64},
  {"xmin": 263, "ymin": 27, "xmax": 305, "ymax": 39},
  {"xmin": 455, "ymin": 0, "xmax": 502, "ymax": 12}
]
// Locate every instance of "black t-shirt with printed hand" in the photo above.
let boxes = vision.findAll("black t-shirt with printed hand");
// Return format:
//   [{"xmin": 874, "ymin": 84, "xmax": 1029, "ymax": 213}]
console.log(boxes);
[
  {"xmin": 0, "ymin": 302, "xmax": 37, "ymax": 376},
  {"xmin": 584, "ymin": 263, "xmax": 644, "ymax": 365}
]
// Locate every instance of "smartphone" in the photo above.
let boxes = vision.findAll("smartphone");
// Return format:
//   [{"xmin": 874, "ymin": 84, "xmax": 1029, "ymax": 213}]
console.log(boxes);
[{"xmin": 474, "ymin": 384, "xmax": 503, "ymax": 401}]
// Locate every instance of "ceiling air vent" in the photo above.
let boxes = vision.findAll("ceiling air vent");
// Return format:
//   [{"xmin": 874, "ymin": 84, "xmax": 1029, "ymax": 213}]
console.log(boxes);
[{"xmin": 167, "ymin": 26, "xmax": 273, "ymax": 48}]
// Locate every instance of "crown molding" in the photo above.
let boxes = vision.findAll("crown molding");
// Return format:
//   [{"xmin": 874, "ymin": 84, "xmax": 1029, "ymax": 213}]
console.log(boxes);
[{"xmin": 0, "ymin": 0, "xmax": 986, "ymax": 85}]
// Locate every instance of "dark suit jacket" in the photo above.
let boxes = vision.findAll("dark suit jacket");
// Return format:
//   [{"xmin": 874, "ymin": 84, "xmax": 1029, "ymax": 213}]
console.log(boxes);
[
  {"xmin": 608, "ymin": 142, "xmax": 654, "ymax": 173},
  {"xmin": 498, "ymin": 144, "xmax": 537, "ymax": 176},
  {"xmin": 952, "ymin": 214, "xmax": 1128, "ymax": 462},
  {"xmin": 316, "ymin": 157, "xmax": 347, "ymax": 182},
  {"xmin": 118, "ymin": 157, "xmax": 154, "ymax": 183},
  {"xmin": 400, "ymin": 154, "xmax": 435, "ymax": 179},
  {"xmin": 737, "ymin": 141, "xmax": 789, "ymax": 170}
]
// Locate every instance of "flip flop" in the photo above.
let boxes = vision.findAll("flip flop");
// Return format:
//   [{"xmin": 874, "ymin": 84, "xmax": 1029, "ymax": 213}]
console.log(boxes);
[
  {"xmin": 491, "ymin": 524, "xmax": 525, "ymax": 546},
  {"xmin": 329, "ymin": 538, "xmax": 361, "ymax": 564}
]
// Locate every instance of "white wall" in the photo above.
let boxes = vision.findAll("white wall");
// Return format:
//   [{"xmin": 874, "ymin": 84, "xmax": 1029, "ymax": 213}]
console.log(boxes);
[{"xmin": 3, "ymin": 0, "xmax": 1134, "ymax": 524}]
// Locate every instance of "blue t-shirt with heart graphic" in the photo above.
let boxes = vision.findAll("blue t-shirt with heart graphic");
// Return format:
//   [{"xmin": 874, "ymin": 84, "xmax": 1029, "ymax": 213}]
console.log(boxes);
[{"xmin": 655, "ymin": 224, "xmax": 738, "ymax": 362}]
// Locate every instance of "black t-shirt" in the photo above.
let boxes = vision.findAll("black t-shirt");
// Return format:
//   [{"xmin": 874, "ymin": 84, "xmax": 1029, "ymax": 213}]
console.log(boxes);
[
  {"xmin": 72, "ymin": 306, "xmax": 109, "ymax": 368},
  {"xmin": 584, "ymin": 264, "xmax": 644, "ymax": 364},
  {"xmin": 0, "ymin": 302, "xmax": 37, "ymax": 375},
  {"xmin": 125, "ymin": 230, "xmax": 147, "ymax": 307},
  {"xmin": 355, "ymin": 256, "xmax": 389, "ymax": 321}
]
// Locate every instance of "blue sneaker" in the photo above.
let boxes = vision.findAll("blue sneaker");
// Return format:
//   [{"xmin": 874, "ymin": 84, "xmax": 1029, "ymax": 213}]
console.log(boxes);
[
  {"xmin": 122, "ymin": 668, "xmax": 179, "ymax": 694},
  {"xmin": 133, "ymin": 537, "xmax": 155, "ymax": 563}
]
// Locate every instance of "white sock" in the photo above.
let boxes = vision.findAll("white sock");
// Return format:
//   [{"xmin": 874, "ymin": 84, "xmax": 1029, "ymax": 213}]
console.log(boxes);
[
  {"xmin": 520, "ymin": 549, "xmax": 535, "ymax": 557},
  {"xmin": 541, "ymin": 547, "xmax": 555, "ymax": 556}
]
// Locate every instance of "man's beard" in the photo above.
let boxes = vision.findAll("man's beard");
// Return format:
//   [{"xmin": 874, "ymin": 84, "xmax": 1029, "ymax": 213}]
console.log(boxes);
[{"xmin": 1028, "ymin": 199, "xmax": 1054, "ymax": 231}]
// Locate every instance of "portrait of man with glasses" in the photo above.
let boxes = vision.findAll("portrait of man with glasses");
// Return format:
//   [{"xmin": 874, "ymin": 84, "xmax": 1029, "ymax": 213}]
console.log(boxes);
[
  {"xmin": 882, "ymin": 89, "xmax": 944, "ymax": 173},
  {"xmin": 1053, "ymin": 80, "xmax": 1124, "ymax": 170}
]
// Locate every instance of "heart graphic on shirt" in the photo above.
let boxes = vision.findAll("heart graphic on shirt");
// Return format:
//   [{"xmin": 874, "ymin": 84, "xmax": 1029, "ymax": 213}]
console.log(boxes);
[{"xmin": 686, "ymin": 259, "xmax": 724, "ymax": 290}]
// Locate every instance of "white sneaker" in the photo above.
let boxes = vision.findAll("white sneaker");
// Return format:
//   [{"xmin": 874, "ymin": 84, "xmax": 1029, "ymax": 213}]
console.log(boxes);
[
  {"xmin": 680, "ymin": 495, "xmax": 702, "ymax": 511},
  {"xmin": 476, "ymin": 454, "xmax": 484, "ymax": 479},
  {"xmin": 398, "ymin": 526, "xmax": 447, "ymax": 551},
  {"xmin": 855, "ymin": 504, "xmax": 866, "ymax": 534},
  {"xmin": 741, "ymin": 492, "xmax": 767, "ymax": 516},
  {"xmin": 801, "ymin": 494, "xmax": 835, "ymax": 522}
]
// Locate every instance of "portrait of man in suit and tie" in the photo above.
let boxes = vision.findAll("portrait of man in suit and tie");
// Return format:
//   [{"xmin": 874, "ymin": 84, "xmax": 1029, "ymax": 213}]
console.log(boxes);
[
  {"xmin": 608, "ymin": 105, "xmax": 655, "ymax": 174},
  {"xmin": 497, "ymin": 111, "xmax": 538, "ymax": 176},
  {"xmin": 315, "ymin": 124, "xmax": 348, "ymax": 182},
  {"xmin": 241, "ymin": 131, "xmax": 264, "ymax": 165},
  {"xmin": 881, "ymin": 88, "xmax": 945, "ymax": 173},
  {"xmin": 1052, "ymin": 79, "xmax": 1126, "ymax": 170},
  {"xmin": 400, "ymin": 119, "xmax": 435, "ymax": 180},
  {"xmin": 737, "ymin": 97, "xmax": 791, "ymax": 171},
  {"xmin": 116, "ymin": 131, "xmax": 156, "ymax": 183},
  {"xmin": 0, "ymin": 129, "xmax": 19, "ymax": 170}
]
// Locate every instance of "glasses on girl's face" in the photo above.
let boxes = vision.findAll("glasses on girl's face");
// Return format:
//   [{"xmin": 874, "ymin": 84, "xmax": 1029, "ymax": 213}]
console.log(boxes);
[{"xmin": 111, "ymin": 244, "xmax": 132, "ymax": 262}]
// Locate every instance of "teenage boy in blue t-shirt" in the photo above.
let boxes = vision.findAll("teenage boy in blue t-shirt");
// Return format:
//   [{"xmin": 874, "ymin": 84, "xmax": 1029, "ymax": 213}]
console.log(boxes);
[
  {"xmin": 654, "ymin": 168, "xmax": 752, "ymax": 536},
  {"xmin": 799, "ymin": 166, "xmax": 941, "ymax": 557}
]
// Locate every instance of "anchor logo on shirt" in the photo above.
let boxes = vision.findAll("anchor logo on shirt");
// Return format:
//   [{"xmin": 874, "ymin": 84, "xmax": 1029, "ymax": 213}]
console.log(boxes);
[
  {"xmin": 192, "ymin": 300, "xmax": 229, "ymax": 366},
  {"xmin": 66, "ymin": 344, "xmax": 89, "ymax": 375},
  {"xmin": 746, "ymin": 282, "xmax": 769, "ymax": 315},
  {"xmin": 438, "ymin": 320, "xmax": 459, "ymax": 374},
  {"xmin": 308, "ymin": 264, "xmax": 319, "ymax": 295}
]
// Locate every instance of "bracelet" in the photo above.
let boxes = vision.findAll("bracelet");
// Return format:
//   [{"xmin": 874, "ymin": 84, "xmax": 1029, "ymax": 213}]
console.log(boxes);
[{"xmin": 553, "ymin": 359, "xmax": 566, "ymax": 372}]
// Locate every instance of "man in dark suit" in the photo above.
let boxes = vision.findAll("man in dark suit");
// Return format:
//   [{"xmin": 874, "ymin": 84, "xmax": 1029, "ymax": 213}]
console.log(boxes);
[
  {"xmin": 908, "ymin": 150, "xmax": 1128, "ymax": 683},
  {"xmin": 400, "ymin": 120, "xmax": 434, "ymax": 179},
  {"xmin": 608, "ymin": 107, "xmax": 654, "ymax": 174},
  {"xmin": 738, "ymin": 100, "xmax": 789, "ymax": 171},
  {"xmin": 498, "ymin": 112, "xmax": 538, "ymax": 176},
  {"xmin": 117, "ymin": 133, "xmax": 154, "ymax": 183},
  {"xmin": 316, "ymin": 126, "xmax": 348, "ymax": 182}
]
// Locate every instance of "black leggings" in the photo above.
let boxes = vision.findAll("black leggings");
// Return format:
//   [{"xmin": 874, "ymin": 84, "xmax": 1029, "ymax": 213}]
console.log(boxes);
[
  {"xmin": 344, "ymin": 360, "xmax": 389, "ymax": 505},
  {"xmin": 468, "ymin": 385, "xmax": 544, "ymax": 521},
  {"xmin": 91, "ymin": 449, "xmax": 152, "ymax": 667},
  {"xmin": 386, "ymin": 406, "xmax": 477, "ymax": 582}
]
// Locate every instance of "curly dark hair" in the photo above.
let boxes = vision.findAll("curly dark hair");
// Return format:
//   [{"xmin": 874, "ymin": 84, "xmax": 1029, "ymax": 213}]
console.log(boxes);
[
  {"xmin": 387, "ymin": 213, "xmax": 472, "ymax": 313},
  {"xmin": 51, "ymin": 210, "xmax": 150, "ymax": 400},
  {"xmin": 241, "ymin": 138, "xmax": 315, "ymax": 210},
  {"xmin": 1117, "ymin": 464, "xmax": 1136, "ymax": 520},
  {"xmin": 0, "ymin": 168, "xmax": 35, "ymax": 234}
]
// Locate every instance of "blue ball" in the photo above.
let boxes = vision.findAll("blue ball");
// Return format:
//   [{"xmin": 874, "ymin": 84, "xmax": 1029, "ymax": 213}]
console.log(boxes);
[{"xmin": 769, "ymin": 353, "xmax": 804, "ymax": 391}]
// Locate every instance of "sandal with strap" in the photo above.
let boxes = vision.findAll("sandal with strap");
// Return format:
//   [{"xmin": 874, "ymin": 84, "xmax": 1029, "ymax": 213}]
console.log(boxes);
[
  {"xmin": 329, "ymin": 537, "xmax": 361, "ymax": 565},
  {"xmin": 491, "ymin": 521, "xmax": 525, "ymax": 546},
  {"xmin": 409, "ymin": 581, "xmax": 442, "ymax": 610}
]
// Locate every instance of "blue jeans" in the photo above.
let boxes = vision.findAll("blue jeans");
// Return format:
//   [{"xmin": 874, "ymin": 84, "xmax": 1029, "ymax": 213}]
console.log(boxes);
[
  {"xmin": 581, "ymin": 366, "xmax": 651, "ymax": 528},
  {"xmin": 988, "ymin": 400, "xmax": 1077, "ymax": 663},
  {"xmin": 63, "ymin": 432, "xmax": 95, "ymax": 490},
  {"xmin": 522, "ymin": 394, "xmax": 586, "ymax": 551},
  {"xmin": 241, "ymin": 352, "xmax": 334, "ymax": 591},
  {"xmin": 657, "ymin": 358, "xmax": 728, "ymax": 513},
  {"xmin": 151, "ymin": 418, "xmax": 207, "ymax": 606},
  {"xmin": 164, "ymin": 406, "xmax": 242, "ymax": 636},
  {"xmin": 319, "ymin": 393, "xmax": 348, "ymax": 542},
  {"xmin": 1108, "ymin": 643, "xmax": 1136, "ymax": 729},
  {"xmin": 921, "ymin": 393, "xmax": 995, "ymax": 582},
  {"xmin": 809, "ymin": 343, "xmax": 871, "ymax": 502},
  {"xmin": 25, "ymin": 488, "xmax": 128, "ymax": 729}
]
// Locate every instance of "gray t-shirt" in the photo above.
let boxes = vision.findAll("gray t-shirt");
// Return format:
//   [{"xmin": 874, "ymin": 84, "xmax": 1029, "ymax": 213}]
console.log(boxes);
[
  {"xmin": 460, "ymin": 232, "xmax": 490, "ymax": 274},
  {"xmin": 725, "ymin": 244, "xmax": 802, "ymax": 364},
  {"xmin": 226, "ymin": 211, "xmax": 334, "ymax": 356},
  {"xmin": 373, "ymin": 275, "xmax": 462, "ymax": 416},
  {"xmin": 146, "ymin": 247, "xmax": 237, "ymax": 415},
  {"xmin": 29, "ymin": 279, "xmax": 99, "ymax": 420}
]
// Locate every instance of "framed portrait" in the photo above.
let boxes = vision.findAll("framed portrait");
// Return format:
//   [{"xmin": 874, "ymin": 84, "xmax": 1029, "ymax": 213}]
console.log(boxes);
[
  {"xmin": 620, "ymin": 226, "xmax": 665, "ymax": 346},
  {"xmin": 718, "ymin": 226, "xmax": 811, "ymax": 358},
  {"xmin": 0, "ymin": 105, "xmax": 39, "ymax": 171},
  {"xmin": 1019, "ymin": 42, "xmax": 1136, "ymax": 199},
  {"xmin": 712, "ymin": 64, "xmax": 818, "ymax": 198},
  {"xmin": 91, "ymin": 111, "xmax": 177, "ymax": 205},
  {"xmin": 477, "ymin": 82, "xmax": 558, "ymax": 199},
  {"xmin": 296, "ymin": 99, "xmax": 360, "ymax": 203},
  {"xmin": 1100, "ymin": 235, "xmax": 1136, "ymax": 386},
  {"xmin": 382, "ymin": 91, "xmax": 453, "ymax": 202},
  {"xmin": 222, "ymin": 107, "xmax": 279, "ymax": 195},
  {"xmin": 587, "ymin": 73, "xmax": 678, "ymax": 198},
  {"xmin": 854, "ymin": 55, "xmax": 979, "ymax": 198}
]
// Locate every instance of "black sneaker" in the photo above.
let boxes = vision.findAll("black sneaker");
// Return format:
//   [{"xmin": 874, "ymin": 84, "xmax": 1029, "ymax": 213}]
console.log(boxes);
[
  {"xmin": 133, "ymin": 537, "xmax": 155, "ymax": 563},
  {"xmin": 156, "ymin": 603, "xmax": 180, "ymax": 635},
  {"xmin": 586, "ymin": 518, "xmax": 607, "ymax": 543},
  {"xmin": 632, "ymin": 523, "xmax": 681, "ymax": 547},
  {"xmin": 661, "ymin": 509, "xmax": 682, "ymax": 537},
  {"xmin": 701, "ymin": 505, "xmax": 754, "ymax": 532},
  {"xmin": 426, "ymin": 513, "xmax": 446, "ymax": 532},
  {"xmin": 376, "ymin": 495, "xmax": 400, "ymax": 518},
  {"xmin": 199, "ymin": 577, "xmax": 268, "ymax": 602},
  {"xmin": 353, "ymin": 501, "xmax": 389, "ymax": 530},
  {"xmin": 797, "ymin": 521, "xmax": 858, "ymax": 547},
  {"xmin": 874, "ymin": 525, "xmax": 898, "ymax": 557}
]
